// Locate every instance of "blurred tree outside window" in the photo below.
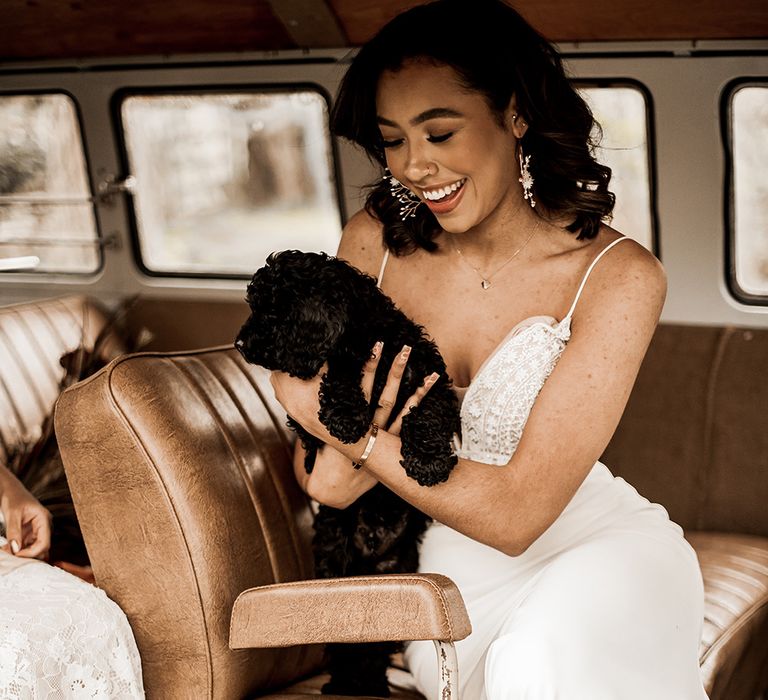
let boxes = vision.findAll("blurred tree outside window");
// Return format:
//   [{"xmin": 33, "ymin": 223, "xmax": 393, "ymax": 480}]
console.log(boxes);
[
  {"xmin": 577, "ymin": 84, "xmax": 655, "ymax": 252},
  {"xmin": 730, "ymin": 85, "xmax": 768, "ymax": 298},
  {"xmin": 0, "ymin": 94, "xmax": 99, "ymax": 274},
  {"xmin": 120, "ymin": 90, "xmax": 342, "ymax": 276}
]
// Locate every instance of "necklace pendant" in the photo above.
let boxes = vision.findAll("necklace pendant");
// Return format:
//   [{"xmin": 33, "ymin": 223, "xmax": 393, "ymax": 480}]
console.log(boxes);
[{"xmin": 481, "ymin": 279, "xmax": 491, "ymax": 290}]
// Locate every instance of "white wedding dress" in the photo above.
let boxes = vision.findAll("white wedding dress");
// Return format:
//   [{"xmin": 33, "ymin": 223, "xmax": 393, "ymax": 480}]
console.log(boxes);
[
  {"xmin": 0, "ymin": 536, "xmax": 144, "ymax": 699},
  {"xmin": 376, "ymin": 238, "xmax": 708, "ymax": 699}
]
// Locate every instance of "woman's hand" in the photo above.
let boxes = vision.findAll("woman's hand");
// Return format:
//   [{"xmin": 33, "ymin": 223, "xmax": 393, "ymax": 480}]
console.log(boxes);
[
  {"xmin": 270, "ymin": 342, "xmax": 439, "ymax": 443},
  {"xmin": 273, "ymin": 341, "xmax": 440, "ymax": 508},
  {"xmin": 364, "ymin": 342, "xmax": 440, "ymax": 435},
  {"xmin": 0, "ymin": 467, "xmax": 52, "ymax": 560}
]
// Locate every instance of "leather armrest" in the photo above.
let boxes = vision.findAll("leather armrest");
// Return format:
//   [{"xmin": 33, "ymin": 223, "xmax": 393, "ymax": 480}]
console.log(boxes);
[{"xmin": 229, "ymin": 573, "xmax": 471, "ymax": 649}]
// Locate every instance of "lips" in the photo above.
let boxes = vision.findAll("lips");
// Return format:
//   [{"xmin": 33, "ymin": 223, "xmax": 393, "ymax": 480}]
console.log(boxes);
[{"xmin": 422, "ymin": 179, "xmax": 466, "ymax": 215}]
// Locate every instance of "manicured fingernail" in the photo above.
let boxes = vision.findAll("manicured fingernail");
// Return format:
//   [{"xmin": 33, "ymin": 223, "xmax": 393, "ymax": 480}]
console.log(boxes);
[
  {"xmin": 370, "ymin": 341, "xmax": 383, "ymax": 359},
  {"xmin": 10, "ymin": 540, "xmax": 20, "ymax": 554},
  {"xmin": 426, "ymin": 372, "xmax": 440, "ymax": 385},
  {"xmin": 399, "ymin": 345, "xmax": 411, "ymax": 362}
]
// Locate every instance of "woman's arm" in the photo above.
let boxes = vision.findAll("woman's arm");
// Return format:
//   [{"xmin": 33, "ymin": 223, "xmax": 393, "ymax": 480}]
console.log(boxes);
[
  {"xmin": 292, "ymin": 439, "xmax": 378, "ymax": 507},
  {"xmin": 273, "ymin": 235, "xmax": 666, "ymax": 556}
]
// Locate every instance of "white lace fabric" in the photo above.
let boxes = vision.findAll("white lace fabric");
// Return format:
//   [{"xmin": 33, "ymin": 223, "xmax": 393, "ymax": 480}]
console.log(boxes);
[
  {"xmin": 456, "ymin": 316, "xmax": 571, "ymax": 465},
  {"xmin": 0, "ymin": 544, "xmax": 144, "ymax": 699}
]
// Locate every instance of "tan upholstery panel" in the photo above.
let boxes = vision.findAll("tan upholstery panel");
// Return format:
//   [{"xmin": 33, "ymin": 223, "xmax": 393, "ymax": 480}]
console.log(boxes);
[
  {"xmin": 231, "ymin": 574, "xmax": 471, "ymax": 648},
  {"xmin": 602, "ymin": 323, "xmax": 768, "ymax": 537},
  {"xmin": 56, "ymin": 348, "xmax": 324, "ymax": 699},
  {"xmin": 688, "ymin": 533, "xmax": 768, "ymax": 699},
  {"xmin": 0, "ymin": 295, "xmax": 115, "ymax": 463},
  {"xmin": 704, "ymin": 328, "xmax": 768, "ymax": 535}
]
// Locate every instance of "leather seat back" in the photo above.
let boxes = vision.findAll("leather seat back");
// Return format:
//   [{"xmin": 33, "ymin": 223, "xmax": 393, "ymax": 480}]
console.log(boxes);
[
  {"xmin": 602, "ymin": 323, "xmax": 768, "ymax": 537},
  {"xmin": 0, "ymin": 295, "xmax": 119, "ymax": 465},
  {"xmin": 55, "ymin": 347, "xmax": 323, "ymax": 699}
]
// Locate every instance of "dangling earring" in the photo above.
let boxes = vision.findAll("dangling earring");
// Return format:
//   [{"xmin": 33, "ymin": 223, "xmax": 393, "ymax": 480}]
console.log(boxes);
[
  {"xmin": 518, "ymin": 149, "xmax": 536, "ymax": 208},
  {"xmin": 384, "ymin": 169, "xmax": 422, "ymax": 221}
]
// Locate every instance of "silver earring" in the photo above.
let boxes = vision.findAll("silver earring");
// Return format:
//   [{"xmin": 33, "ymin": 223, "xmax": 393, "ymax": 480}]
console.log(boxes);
[
  {"xmin": 518, "ymin": 149, "xmax": 536, "ymax": 208},
  {"xmin": 384, "ymin": 169, "xmax": 422, "ymax": 221}
]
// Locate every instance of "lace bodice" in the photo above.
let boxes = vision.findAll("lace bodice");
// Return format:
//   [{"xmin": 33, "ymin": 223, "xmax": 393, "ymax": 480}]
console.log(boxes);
[
  {"xmin": 454, "ymin": 315, "xmax": 571, "ymax": 465},
  {"xmin": 375, "ymin": 236, "xmax": 631, "ymax": 467}
]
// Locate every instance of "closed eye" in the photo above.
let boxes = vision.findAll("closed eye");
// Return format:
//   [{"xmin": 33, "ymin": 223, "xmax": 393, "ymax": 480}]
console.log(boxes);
[
  {"xmin": 381, "ymin": 138, "xmax": 403, "ymax": 149},
  {"xmin": 428, "ymin": 132, "xmax": 453, "ymax": 143}
]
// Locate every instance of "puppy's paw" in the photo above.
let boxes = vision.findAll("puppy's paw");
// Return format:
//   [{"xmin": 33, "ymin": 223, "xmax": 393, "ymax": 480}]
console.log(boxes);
[{"xmin": 401, "ymin": 451, "xmax": 458, "ymax": 487}]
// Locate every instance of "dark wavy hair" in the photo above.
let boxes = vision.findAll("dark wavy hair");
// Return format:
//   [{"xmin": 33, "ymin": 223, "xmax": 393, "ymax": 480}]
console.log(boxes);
[{"xmin": 331, "ymin": 0, "xmax": 615, "ymax": 255}]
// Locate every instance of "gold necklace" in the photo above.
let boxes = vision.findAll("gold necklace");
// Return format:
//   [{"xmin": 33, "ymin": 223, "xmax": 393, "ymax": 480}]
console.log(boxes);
[{"xmin": 451, "ymin": 223, "xmax": 539, "ymax": 290}]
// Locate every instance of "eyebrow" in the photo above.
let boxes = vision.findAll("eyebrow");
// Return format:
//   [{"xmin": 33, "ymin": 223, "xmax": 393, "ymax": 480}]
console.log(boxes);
[{"xmin": 377, "ymin": 107, "xmax": 464, "ymax": 128}]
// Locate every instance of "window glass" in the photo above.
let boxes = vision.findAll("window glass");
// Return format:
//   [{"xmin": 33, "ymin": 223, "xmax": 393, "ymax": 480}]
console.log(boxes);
[
  {"xmin": 730, "ymin": 84, "xmax": 768, "ymax": 298},
  {"xmin": 577, "ymin": 85, "xmax": 655, "ymax": 252},
  {"xmin": 120, "ymin": 90, "xmax": 342, "ymax": 276},
  {"xmin": 0, "ymin": 93, "xmax": 99, "ymax": 273}
]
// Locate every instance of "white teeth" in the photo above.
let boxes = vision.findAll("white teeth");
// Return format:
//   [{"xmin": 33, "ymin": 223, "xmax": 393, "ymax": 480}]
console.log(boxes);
[{"xmin": 423, "ymin": 179, "xmax": 465, "ymax": 201}]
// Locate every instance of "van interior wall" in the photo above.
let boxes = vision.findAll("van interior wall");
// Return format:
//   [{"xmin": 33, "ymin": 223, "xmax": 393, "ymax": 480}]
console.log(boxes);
[
  {"xmin": 124, "ymin": 298, "xmax": 250, "ymax": 352},
  {"xmin": 0, "ymin": 2, "xmax": 767, "ymax": 347}
]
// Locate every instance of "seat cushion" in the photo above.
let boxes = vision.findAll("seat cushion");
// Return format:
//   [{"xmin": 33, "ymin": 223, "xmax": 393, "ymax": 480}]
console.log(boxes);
[{"xmin": 688, "ymin": 532, "xmax": 768, "ymax": 699}]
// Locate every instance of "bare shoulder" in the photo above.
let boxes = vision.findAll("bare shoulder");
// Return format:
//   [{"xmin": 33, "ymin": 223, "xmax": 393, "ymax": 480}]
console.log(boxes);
[
  {"xmin": 578, "ymin": 229, "xmax": 667, "ymax": 327},
  {"xmin": 336, "ymin": 209, "xmax": 387, "ymax": 279}
]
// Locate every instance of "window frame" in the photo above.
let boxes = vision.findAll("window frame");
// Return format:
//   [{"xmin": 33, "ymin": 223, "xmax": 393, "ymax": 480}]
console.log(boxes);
[
  {"xmin": 722, "ymin": 76, "xmax": 768, "ymax": 306},
  {"xmin": 0, "ymin": 87, "xmax": 104, "ymax": 276},
  {"xmin": 111, "ymin": 82, "xmax": 346, "ymax": 280},
  {"xmin": 570, "ymin": 77, "xmax": 660, "ymax": 258}
]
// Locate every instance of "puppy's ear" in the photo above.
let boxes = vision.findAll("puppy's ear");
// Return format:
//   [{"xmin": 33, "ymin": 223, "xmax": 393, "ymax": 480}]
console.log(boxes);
[{"xmin": 276, "ymin": 299, "xmax": 345, "ymax": 378}]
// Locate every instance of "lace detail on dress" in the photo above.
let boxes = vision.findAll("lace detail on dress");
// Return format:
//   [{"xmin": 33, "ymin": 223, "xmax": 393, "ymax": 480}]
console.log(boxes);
[
  {"xmin": 0, "ymin": 551, "xmax": 144, "ymax": 699},
  {"xmin": 457, "ymin": 317, "xmax": 571, "ymax": 465}
]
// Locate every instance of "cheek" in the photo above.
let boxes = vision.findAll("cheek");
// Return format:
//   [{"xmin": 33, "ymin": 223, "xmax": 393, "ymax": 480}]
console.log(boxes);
[{"xmin": 385, "ymin": 152, "xmax": 404, "ymax": 180}]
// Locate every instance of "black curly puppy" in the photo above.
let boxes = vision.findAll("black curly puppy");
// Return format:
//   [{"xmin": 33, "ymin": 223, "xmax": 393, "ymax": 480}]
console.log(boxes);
[{"xmin": 235, "ymin": 249, "xmax": 461, "ymax": 697}]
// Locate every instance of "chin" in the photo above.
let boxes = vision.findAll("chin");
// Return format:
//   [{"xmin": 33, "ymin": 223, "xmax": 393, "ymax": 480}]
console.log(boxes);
[{"xmin": 433, "ymin": 211, "xmax": 475, "ymax": 234}]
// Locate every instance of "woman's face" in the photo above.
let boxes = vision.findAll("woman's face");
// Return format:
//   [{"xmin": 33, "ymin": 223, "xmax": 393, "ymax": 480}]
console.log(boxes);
[{"xmin": 375, "ymin": 60, "xmax": 523, "ymax": 234}]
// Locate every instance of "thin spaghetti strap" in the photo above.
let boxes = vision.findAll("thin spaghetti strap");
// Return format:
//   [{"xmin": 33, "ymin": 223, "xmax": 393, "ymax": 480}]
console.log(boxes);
[
  {"xmin": 376, "ymin": 248, "xmax": 390, "ymax": 288},
  {"xmin": 563, "ymin": 237, "xmax": 631, "ymax": 320}
]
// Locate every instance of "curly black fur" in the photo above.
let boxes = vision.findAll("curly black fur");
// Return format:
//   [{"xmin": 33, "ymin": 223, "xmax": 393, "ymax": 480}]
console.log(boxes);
[{"xmin": 236, "ymin": 250, "xmax": 461, "ymax": 696}]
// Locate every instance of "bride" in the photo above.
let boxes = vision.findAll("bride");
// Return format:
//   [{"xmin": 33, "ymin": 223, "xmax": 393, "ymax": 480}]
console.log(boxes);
[{"xmin": 269, "ymin": 0, "xmax": 707, "ymax": 697}]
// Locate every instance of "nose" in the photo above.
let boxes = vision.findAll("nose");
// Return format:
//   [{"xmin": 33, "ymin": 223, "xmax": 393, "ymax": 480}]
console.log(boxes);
[{"xmin": 402, "ymin": 144, "xmax": 434, "ymax": 183}]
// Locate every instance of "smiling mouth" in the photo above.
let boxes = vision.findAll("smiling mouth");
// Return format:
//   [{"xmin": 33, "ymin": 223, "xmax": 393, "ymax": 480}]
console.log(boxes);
[{"xmin": 422, "ymin": 178, "xmax": 466, "ymax": 201}]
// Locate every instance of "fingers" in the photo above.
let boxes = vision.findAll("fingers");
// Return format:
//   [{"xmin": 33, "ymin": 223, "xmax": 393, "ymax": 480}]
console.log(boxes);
[
  {"xmin": 4, "ymin": 511, "xmax": 23, "ymax": 556},
  {"xmin": 388, "ymin": 372, "xmax": 440, "ymax": 436},
  {"xmin": 361, "ymin": 341, "xmax": 384, "ymax": 404},
  {"xmin": 17, "ymin": 511, "xmax": 52, "ymax": 560},
  {"xmin": 372, "ymin": 344, "xmax": 412, "ymax": 428},
  {"xmin": 15, "ymin": 508, "xmax": 52, "ymax": 560}
]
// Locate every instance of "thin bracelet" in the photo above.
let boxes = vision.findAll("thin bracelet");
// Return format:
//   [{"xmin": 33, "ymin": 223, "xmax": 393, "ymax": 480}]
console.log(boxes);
[{"xmin": 352, "ymin": 423, "xmax": 379, "ymax": 470}]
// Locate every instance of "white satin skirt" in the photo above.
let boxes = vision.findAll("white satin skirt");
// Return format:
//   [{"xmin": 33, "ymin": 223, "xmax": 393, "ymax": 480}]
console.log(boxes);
[{"xmin": 404, "ymin": 462, "xmax": 709, "ymax": 699}]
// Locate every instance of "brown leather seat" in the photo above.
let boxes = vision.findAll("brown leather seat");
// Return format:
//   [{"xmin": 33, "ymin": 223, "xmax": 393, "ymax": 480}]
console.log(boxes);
[
  {"xmin": 4, "ymin": 295, "xmax": 764, "ymax": 698},
  {"xmin": 55, "ymin": 346, "xmax": 470, "ymax": 699},
  {"xmin": 0, "ymin": 295, "xmax": 121, "ymax": 470}
]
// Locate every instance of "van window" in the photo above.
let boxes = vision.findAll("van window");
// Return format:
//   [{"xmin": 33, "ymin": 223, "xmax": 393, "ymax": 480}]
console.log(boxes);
[
  {"xmin": 0, "ymin": 93, "xmax": 100, "ymax": 273},
  {"xmin": 576, "ymin": 83, "xmax": 655, "ymax": 253},
  {"xmin": 118, "ymin": 88, "xmax": 342, "ymax": 277},
  {"xmin": 727, "ymin": 82, "xmax": 768, "ymax": 302}
]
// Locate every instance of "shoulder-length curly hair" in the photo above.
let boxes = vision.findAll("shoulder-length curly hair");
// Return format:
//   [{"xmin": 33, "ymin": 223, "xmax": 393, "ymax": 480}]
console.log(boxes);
[{"xmin": 331, "ymin": 0, "xmax": 615, "ymax": 255}]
